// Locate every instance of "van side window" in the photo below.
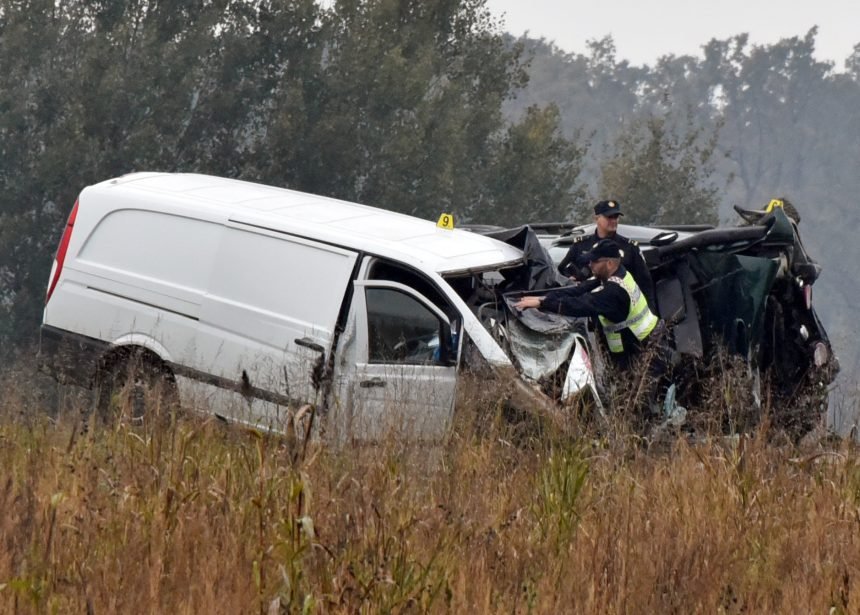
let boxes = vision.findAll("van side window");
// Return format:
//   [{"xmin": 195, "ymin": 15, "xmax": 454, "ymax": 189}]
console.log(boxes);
[
  {"xmin": 365, "ymin": 288, "xmax": 445, "ymax": 365},
  {"xmin": 367, "ymin": 260, "xmax": 456, "ymax": 322}
]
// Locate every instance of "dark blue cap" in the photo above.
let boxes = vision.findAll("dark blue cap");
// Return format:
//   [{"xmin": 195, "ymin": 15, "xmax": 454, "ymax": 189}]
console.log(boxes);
[
  {"xmin": 580, "ymin": 239, "xmax": 621, "ymax": 263},
  {"xmin": 594, "ymin": 200, "xmax": 623, "ymax": 217}
]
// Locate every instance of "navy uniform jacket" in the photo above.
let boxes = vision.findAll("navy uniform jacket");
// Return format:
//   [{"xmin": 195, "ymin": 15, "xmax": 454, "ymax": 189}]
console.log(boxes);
[
  {"xmin": 540, "ymin": 266, "xmax": 650, "ymax": 361},
  {"xmin": 557, "ymin": 231, "xmax": 657, "ymax": 314}
]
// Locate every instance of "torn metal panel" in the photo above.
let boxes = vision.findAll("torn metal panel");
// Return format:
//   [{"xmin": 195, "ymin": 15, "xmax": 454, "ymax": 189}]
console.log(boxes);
[
  {"xmin": 505, "ymin": 316, "xmax": 578, "ymax": 381},
  {"xmin": 689, "ymin": 252, "xmax": 779, "ymax": 356}
]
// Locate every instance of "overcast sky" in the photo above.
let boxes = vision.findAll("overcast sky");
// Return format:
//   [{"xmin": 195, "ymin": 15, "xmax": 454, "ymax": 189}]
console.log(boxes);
[{"xmin": 484, "ymin": 0, "xmax": 860, "ymax": 70}]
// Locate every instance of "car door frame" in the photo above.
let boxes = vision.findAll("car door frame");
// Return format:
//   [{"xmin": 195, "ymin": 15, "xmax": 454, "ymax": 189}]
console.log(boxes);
[{"xmin": 330, "ymin": 278, "xmax": 459, "ymax": 442}]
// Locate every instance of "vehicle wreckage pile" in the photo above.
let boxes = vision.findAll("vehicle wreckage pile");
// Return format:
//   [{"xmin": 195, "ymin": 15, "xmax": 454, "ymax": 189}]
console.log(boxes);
[{"xmin": 459, "ymin": 200, "xmax": 838, "ymax": 439}]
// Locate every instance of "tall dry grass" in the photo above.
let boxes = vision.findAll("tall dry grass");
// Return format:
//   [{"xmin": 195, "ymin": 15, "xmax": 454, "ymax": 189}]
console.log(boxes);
[{"xmin": 1, "ymin": 362, "xmax": 858, "ymax": 614}]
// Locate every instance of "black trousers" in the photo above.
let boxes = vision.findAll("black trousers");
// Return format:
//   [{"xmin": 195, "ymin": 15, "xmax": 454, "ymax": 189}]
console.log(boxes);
[
  {"xmin": 640, "ymin": 320, "xmax": 675, "ymax": 413},
  {"xmin": 610, "ymin": 320, "xmax": 674, "ymax": 414}
]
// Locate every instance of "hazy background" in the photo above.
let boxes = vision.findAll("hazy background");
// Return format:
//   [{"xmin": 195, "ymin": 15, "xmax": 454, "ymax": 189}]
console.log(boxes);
[{"xmin": 486, "ymin": 0, "xmax": 860, "ymax": 69}]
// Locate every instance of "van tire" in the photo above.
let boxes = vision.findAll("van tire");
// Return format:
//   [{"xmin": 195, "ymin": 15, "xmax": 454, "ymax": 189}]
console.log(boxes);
[{"xmin": 93, "ymin": 348, "xmax": 179, "ymax": 425}]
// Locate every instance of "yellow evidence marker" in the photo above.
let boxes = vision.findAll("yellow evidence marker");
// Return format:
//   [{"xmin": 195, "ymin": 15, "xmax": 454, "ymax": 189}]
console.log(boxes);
[
  {"xmin": 765, "ymin": 198, "xmax": 784, "ymax": 213},
  {"xmin": 436, "ymin": 213, "xmax": 455, "ymax": 230}
]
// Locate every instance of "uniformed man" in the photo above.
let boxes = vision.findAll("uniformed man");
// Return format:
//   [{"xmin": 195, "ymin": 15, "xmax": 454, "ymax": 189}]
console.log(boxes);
[
  {"xmin": 557, "ymin": 200, "xmax": 657, "ymax": 313},
  {"xmin": 514, "ymin": 239, "xmax": 670, "ymax": 376}
]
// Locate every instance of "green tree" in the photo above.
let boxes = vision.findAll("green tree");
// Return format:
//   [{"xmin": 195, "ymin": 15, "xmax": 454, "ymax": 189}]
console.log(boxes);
[
  {"xmin": 598, "ymin": 116, "xmax": 720, "ymax": 225},
  {"xmin": 481, "ymin": 104, "xmax": 586, "ymax": 225},
  {"xmin": 180, "ymin": 0, "xmax": 326, "ymax": 176},
  {"xmin": 256, "ymin": 0, "xmax": 530, "ymax": 219},
  {"xmin": 243, "ymin": 0, "xmax": 586, "ymax": 224},
  {"xmin": 0, "ymin": 0, "xmax": 587, "ymax": 355},
  {"xmin": 0, "ymin": 0, "xmax": 78, "ymax": 352}
]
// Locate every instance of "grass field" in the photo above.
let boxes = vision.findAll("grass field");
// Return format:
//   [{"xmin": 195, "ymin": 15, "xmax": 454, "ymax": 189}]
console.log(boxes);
[{"xmin": 1, "ymin": 364, "xmax": 858, "ymax": 614}]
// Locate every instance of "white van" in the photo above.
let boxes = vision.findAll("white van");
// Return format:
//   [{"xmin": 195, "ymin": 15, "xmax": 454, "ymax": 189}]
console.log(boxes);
[{"xmin": 41, "ymin": 173, "xmax": 596, "ymax": 439}]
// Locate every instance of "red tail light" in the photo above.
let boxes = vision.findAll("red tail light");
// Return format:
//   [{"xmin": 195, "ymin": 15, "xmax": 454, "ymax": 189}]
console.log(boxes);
[
  {"xmin": 802, "ymin": 284, "xmax": 813, "ymax": 310},
  {"xmin": 46, "ymin": 199, "xmax": 79, "ymax": 304}
]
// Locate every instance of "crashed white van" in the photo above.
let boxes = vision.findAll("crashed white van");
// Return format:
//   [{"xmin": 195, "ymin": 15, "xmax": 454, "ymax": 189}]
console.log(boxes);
[{"xmin": 41, "ymin": 173, "xmax": 595, "ymax": 439}]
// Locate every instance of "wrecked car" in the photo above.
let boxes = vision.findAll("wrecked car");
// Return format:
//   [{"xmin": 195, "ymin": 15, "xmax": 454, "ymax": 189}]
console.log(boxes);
[{"xmin": 481, "ymin": 200, "xmax": 838, "ymax": 435}]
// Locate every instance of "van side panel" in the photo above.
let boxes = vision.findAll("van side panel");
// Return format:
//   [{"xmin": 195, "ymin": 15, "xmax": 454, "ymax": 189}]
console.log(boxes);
[
  {"xmin": 45, "ymin": 209, "xmax": 222, "ymax": 370},
  {"xmin": 198, "ymin": 227, "xmax": 359, "ymax": 427},
  {"xmin": 76, "ymin": 209, "xmax": 216, "ymax": 294}
]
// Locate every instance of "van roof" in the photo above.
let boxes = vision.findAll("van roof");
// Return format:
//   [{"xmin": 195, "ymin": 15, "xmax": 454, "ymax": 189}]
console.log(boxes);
[{"xmin": 91, "ymin": 173, "xmax": 524, "ymax": 275}]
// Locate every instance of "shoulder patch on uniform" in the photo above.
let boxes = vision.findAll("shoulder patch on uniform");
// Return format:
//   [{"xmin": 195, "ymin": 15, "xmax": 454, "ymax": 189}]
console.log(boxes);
[
  {"xmin": 631, "ymin": 240, "xmax": 638, "ymax": 246},
  {"xmin": 572, "ymin": 235, "xmax": 585, "ymax": 243}
]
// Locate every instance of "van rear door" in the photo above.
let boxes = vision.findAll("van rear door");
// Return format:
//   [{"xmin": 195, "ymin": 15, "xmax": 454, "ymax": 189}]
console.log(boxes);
[{"xmin": 331, "ymin": 280, "xmax": 458, "ymax": 441}]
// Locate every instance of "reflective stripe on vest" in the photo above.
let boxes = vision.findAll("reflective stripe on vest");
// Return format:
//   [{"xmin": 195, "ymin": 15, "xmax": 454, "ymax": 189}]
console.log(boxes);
[{"xmin": 598, "ymin": 271, "xmax": 659, "ymax": 353}]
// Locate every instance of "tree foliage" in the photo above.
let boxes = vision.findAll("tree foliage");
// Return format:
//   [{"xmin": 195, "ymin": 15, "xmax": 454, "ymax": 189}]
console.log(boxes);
[
  {"xmin": 598, "ymin": 116, "xmax": 720, "ymax": 226},
  {"xmin": 0, "ymin": 0, "xmax": 583, "ymax": 353},
  {"xmin": 482, "ymin": 104, "xmax": 586, "ymax": 225}
]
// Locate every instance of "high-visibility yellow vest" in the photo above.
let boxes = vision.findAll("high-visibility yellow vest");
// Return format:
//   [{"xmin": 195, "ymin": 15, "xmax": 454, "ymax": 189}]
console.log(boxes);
[{"xmin": 598, "ymin": 271, "xmax": 659, "ymax": 353}]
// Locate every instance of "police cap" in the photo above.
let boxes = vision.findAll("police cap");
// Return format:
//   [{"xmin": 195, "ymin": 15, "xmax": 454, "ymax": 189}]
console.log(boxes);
[
  {"xmin": 579, "ymin": 239, "xmax": 621, "ymax": 263},
  {"xmin": 594, "ymin": 200, "xmax": 624, "ymax": 217}
]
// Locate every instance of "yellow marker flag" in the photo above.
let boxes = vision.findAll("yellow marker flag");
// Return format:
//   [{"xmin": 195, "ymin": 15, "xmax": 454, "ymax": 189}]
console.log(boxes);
[
  {"xmin": 436, "ymin": 213, "xmax": 455, "ymax": 230},
  {"xmin": 766, "ymin": 198, "xmax": 784, "ymax": 213}
]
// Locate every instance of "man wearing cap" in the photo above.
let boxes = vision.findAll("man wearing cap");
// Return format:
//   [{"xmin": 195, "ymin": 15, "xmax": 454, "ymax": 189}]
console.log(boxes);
[
  {"xmin": 557, "ymin": 200, "xmax": 657, "ymax": 313},
  {"xmin": 514, "ymin": 238, "xmax": 670, "ymax": 376}
]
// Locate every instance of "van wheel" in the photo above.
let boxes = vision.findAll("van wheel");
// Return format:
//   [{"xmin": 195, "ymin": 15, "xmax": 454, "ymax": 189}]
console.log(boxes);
[{"xmin": 94, "ymin": 351, "xmax": 178, "ymax": 425}]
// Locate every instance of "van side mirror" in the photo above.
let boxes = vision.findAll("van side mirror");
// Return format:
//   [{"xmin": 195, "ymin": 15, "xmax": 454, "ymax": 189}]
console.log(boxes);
[{"xmin": 437, "ymin": 322, "xmax": 458, "ymax": 367}]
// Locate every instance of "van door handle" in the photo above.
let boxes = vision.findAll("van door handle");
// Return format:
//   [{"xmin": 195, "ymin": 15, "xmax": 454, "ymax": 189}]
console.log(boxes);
[
  {"xmin": 294, "ymin": 338, "xmax": 324, "ymax": 353},
  {"xmin": 359, "ymin": 378, "xmax": 386, "ymax": 388}
]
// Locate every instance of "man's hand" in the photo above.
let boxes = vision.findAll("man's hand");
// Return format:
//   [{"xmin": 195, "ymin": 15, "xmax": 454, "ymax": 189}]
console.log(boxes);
[{"xmin": 513, "ymin": 296, "xmax": 543, "ymax": 310}]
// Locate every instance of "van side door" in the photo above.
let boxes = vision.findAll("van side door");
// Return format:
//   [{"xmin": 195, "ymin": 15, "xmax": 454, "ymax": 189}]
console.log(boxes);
[
  {"xmin": 199, "ymin": 226, "xmax": 358, "ymax": 429},
  {"xmin": 331, "ymin": 280, "xmax": 458, "ymax": 442}
]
